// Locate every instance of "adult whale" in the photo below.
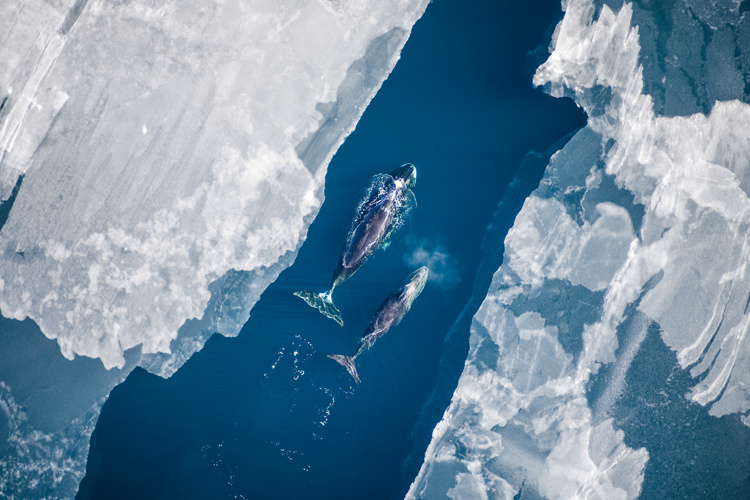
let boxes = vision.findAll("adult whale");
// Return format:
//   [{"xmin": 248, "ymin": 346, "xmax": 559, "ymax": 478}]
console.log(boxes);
[
  {"xmin": 295, "ymin": 164, "xmax": 417, "ymax": 326},
  {"xmin": 328, "ymin": 266, "xmax": 429, "ymax": 383}
]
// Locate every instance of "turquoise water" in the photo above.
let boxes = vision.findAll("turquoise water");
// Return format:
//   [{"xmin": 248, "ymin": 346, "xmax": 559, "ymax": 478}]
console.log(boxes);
[{"xmin": 77, "ymin": 1, "xmax": 585, "ymax": 498}]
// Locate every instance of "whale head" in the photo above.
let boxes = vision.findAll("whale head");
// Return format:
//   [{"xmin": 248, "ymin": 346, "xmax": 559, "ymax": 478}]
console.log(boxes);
[
  {"xmin": 390, "ymin": 163, "xmax": 417, "ymax": 190},
  {"xmin": 405, "ymin": 266, "xmax": 429, "ymax": 300}
]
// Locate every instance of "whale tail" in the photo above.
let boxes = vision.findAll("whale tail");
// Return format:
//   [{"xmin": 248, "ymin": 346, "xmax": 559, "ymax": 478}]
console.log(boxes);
[
  {"xmin": 327, "ymin": 354, "xmax": 360, "ymax": 384},
  {"xmin": 293, "ymin": 290, "xmax": 344, "ymax": 326}
]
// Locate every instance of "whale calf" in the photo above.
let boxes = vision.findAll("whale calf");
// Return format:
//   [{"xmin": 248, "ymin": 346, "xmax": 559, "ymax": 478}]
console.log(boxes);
[
  {"xmin": 328, "ymin": 266, "xmax": 429, "ymax": 383},
  {"xmin": 295, "ymin": 164, "xmax": 417, "ymax": 326}
]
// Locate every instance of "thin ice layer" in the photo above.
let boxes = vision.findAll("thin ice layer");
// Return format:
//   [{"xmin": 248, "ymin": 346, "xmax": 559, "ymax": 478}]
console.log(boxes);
[
  {"xmin": 534, "ymin": 0, "xmax": 750, "ymax": 421},
  {"xmin": 410, "ymin": 0, "xmax": 750, "ymax": 497},
  {"xmin": 408, "ymin": 126, "xmax": 649, "ymax": 500}
]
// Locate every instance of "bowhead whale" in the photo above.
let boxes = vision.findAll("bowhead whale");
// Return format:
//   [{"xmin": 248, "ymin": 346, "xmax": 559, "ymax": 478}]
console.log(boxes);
[
  {"xmin": 295, "ymin": 164, "xmax": 417, "ymax": 326},
  {"xmin": 328, "ymin": 266, "xmax": 429, "ymax": 383}
]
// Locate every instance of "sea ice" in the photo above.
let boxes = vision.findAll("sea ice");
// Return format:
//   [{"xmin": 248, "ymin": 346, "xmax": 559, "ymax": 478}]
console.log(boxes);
[
  {"xmin": 0, "ymin": 0, "xmax": 429, "ymax": 496},
  {"xmin": 410, "ymin": 0, "xmax": 750, "ymax": 497}
]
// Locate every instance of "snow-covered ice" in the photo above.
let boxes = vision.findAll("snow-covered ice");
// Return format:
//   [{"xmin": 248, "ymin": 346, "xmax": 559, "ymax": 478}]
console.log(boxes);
[
  {"xmin": 0, "ymin": 0, "xmax": 428, "ymax": 496},
  {"xmin": 0, "ymin": 0, "xmax": 428, "ymax": 371},
  {"xmin": 409, "ymin": 0, "xmax": 750, "ymax": 498}
]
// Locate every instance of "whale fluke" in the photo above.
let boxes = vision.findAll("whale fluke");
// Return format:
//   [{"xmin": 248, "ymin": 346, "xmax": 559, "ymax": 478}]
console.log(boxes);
[
  {"xmin": 294, "ymin": 290, "xmax": 344, "ymax": 326},
  {"xmin": 327, "ymin": 354, "xmax": 360, "ymax": 384},
  {"xmin": 325, "ymin": 267, "xmax": 429, "ymax": 385},
  {"xmin": 294, "ymin": 165, "xmax": 417, "ymax": 325}
]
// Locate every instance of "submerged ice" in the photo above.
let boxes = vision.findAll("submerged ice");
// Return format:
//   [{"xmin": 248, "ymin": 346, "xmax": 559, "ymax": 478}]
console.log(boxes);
[
  {"xmin": 410, "ymin": 0, "xmax": 750, "ymax": 498},
  {"xmin": 0, "ymin": 0, "xmax": 429, "ymax": 496}
]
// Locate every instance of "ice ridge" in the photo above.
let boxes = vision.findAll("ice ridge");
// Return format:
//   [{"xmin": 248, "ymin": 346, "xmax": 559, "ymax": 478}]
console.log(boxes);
[{"xmin": 409, "ymin": 0, "xmax": 750, "ymax": 498}]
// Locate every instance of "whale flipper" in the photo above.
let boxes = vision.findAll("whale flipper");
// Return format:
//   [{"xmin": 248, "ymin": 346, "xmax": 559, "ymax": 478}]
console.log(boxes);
[
  {"xmin": 294, "ymin": 290, "xmax": 344, "ymax": 326},
  {"xmin": 327, "ymin": 354, "xmax": 360, "ymax": 384}
]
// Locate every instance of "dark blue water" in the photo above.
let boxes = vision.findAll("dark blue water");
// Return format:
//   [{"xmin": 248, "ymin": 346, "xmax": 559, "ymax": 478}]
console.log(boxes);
[
  {"xmin": 612, "ymin": 324, "xmax": 750, "ymax": 499},
  {"xmin": 77, "ymin": 1, "xmax": 585, "ymax": 498}
]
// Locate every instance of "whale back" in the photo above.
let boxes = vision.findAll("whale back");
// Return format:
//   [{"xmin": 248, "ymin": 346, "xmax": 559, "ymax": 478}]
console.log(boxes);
[
  {"xmin": 341, "ymin": 174, "xmax": 403, "ymax": 268},
  {"xmin": 363, "ymin": 286, "xmax": 410, "ymax": 340},
  {"xmin": 344, "ymin": 197, "xmax": 394, "ymax": 266}
]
